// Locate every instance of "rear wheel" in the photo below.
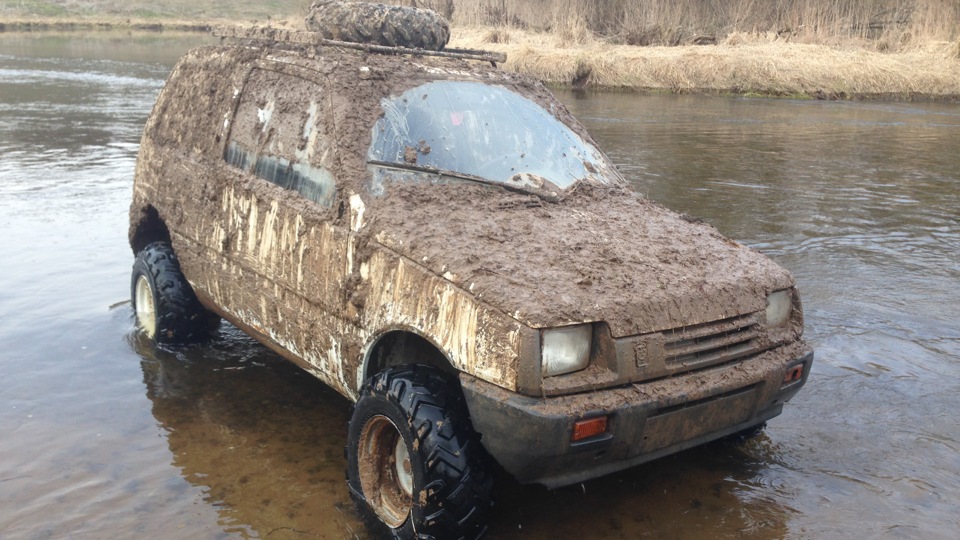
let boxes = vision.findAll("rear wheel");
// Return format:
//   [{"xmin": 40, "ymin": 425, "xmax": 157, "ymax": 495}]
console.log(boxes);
[
  {"xmin": 728, "ymin": 422, "xmax": 767, "ymax": 443},
  {"xmin": 347, "ymin": 365, "xmax": 492, "ymax": 539},
  {"xmin": 131, "ymin": 242, "xmax": 219, "ymax": 343}
]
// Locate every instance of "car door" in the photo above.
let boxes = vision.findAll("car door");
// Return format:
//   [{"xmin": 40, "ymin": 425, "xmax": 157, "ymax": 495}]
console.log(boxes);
[{"xmin": 216, "ymin": 64, "xmax": 358, "ymax": 397}]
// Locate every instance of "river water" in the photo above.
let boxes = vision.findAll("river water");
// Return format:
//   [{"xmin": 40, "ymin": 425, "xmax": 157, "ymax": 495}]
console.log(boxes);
[{"xmin": 1, "ymin": 33, "xmax": 958, "ymax": 539}]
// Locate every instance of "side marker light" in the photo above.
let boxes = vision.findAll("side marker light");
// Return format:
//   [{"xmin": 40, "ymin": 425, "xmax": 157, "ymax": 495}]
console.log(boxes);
[
  {"xmin": 572, "ymin": 416, "xmax": 608, "ymax": 442},
  {"xmin": 783, "ymin": 364, "xmax": 804, "ymax": 385}
]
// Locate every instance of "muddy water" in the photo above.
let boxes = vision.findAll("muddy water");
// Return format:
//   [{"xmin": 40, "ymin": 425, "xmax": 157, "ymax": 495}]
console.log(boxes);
[{"xmin": 1, "ymin": 33, "xmax": 958, "ymax": 539}]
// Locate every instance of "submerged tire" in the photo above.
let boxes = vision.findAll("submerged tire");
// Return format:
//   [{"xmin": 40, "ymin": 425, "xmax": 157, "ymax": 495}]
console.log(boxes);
[
  {"xmin": 305, "ymin": 1, "xmax": 450, "ymax": 51},
  {"xmin": 347, "ymin": 366, "xmax": 492, "ymax": 539},
  {"xmin": 727, "ymin": 422, "xmax": 767, "ymax": 443},
  {"xmin": 131, "ymin": 242, "xmax": 219, "ymax": 343}
]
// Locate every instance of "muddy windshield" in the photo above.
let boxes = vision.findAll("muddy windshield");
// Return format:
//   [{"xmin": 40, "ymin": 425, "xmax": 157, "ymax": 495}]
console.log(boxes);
[{"xmin": 368, "ymin": 81, "xmax": 618, "ymax": 191}]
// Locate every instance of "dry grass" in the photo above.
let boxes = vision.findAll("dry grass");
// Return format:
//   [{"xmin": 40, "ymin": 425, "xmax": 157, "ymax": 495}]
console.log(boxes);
[
  {"xmin": 402, "ymin": 0, "xmax": 960, "ymax": 50},
  {"xmin": 4, "ymin": 1, "xmax": 959, "ymax": 48},
  {"xmin": 482, "ymin": 26, "xmax": 511, "ymax": 45},
  {"xmin": 452, "ymin": 26, "xmax": 960, "ymax": 99}
]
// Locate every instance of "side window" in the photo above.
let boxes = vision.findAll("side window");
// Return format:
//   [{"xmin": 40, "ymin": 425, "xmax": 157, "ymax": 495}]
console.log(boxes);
[{"xmin": 226, "ymin": 69, "xmax": 336, "ymax": 208}]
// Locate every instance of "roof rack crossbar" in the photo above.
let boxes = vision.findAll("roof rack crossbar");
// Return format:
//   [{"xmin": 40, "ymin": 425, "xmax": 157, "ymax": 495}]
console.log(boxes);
[{"xmin": 213, "ymin": 26, "xmax": 507, "ymax": 64}]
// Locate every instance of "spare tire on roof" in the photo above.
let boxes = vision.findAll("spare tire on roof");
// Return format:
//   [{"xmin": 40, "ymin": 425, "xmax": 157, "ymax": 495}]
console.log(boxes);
[{"xmin": 305, "ymin": 1, "xmax": 451, "ymax": 51}]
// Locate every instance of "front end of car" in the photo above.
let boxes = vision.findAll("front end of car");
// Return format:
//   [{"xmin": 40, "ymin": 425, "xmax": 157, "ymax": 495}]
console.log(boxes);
[
  {"xmin": 360, "ymin": 70, "xmax": 813, "ymax": 490},
  {"xmin": 460, "ymin": 287, "xmax": 812, "ymax": 488}
]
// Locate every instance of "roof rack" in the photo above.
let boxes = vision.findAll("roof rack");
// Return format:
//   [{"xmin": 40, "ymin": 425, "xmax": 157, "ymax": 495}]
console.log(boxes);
[{"xmin": 213, "ymin": 26, "xmax": 507, "ymax": 65}]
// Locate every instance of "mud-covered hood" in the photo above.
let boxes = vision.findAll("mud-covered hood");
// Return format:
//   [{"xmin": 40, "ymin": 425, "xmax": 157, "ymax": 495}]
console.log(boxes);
[{"xmin": 366, "ymin": 183, "xmax": 794, "ymax": 337}]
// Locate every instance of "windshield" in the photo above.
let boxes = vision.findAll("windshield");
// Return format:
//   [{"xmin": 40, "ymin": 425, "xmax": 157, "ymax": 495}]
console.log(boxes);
[{"xmin": 367, "ymin": 81, "xmax": 619, "ymax": 191}]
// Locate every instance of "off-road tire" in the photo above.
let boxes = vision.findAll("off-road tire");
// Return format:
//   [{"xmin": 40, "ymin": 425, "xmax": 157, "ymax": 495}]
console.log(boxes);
[
  {"xmin": 131, "ymin": 242, "xmax": 219, "ymax": 344},
  {"xmin": 306, "ymin": 1, "xmax": 451, "ymax": 51},
  {"xmin": 347, "ymin": 365, "xmax": 492, "ymax": 539}
]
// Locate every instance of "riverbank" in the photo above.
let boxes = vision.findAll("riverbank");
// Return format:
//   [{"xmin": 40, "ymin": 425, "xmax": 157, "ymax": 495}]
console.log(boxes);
[
  {"xmin": 0, "ymin": 18, "xmax": 215, "ymax": 32},
  {"xmin": 452, "ymin": 27, "xmax": 960, "ymax": 101},
  {"xmin": 2, "ymin": 14, "xmax": 958, "ymax": 102},
  {"xmin": 0, "ymin": 13, "xmax": 302, "ymax": 33}
]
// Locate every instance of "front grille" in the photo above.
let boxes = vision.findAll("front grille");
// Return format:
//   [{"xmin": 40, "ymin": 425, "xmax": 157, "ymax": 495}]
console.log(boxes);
[{"xmin": 662, "ymin": 313, "xmax": 761, "ymax": 371}]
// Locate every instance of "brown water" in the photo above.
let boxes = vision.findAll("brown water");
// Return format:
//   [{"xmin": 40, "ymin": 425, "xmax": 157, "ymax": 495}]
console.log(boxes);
[{"xmin": 1, "ymin": 33, "xmax": 958, "ymax": 539}]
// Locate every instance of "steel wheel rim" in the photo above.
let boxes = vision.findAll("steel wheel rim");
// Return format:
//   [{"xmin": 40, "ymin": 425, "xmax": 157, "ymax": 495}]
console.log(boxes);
[
  {"xmin": 134, "ymin": 275, "xmax": 157, "ymax": 338},
  {"xmin": 358, "ymin": 415, "xmax": 413, "ymax": 528}
]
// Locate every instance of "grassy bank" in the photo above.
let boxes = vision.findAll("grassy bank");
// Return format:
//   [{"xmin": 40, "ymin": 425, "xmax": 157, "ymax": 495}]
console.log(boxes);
[
  {"xmin": 0, "ymin": 0, "xmax": 307, "ymax": 31},
  {"xmin": 450, "ymin": 27, "xmax": 960, "ymax": 101},
  {"xmin": 2, "ymin": 0, "xmax": 959, "ymax": 101},
  {"xmin": 0, "ymin": 18, "xmax": 215, "ymax": 32}
]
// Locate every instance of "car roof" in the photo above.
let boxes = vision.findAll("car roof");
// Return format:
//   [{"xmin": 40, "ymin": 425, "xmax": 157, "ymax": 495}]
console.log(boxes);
[
  {"xmin": 216, "ymin": 26, "xmax": 506, "ymax": 64},
  {"xmin": 160, "ymin": 28, "xmax": 607, "ymax": 196}
]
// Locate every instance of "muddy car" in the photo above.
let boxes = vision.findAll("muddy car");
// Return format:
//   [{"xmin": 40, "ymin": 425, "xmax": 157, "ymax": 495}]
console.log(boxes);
[{"xmin": 128, "ymin": 8, "xmax": 812, "ymax": 539}]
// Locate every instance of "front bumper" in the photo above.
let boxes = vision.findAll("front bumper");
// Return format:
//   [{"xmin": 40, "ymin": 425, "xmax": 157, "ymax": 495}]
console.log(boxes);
[{"xmin": 461, "ymin": 341, "xmax": 812, "ymax": 488}]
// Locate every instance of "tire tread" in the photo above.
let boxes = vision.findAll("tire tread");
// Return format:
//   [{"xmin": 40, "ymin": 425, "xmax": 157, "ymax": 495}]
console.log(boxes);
[
  {"xmin": 305, "ymin": 1, "xmax": 451, "ymax": 51},
  {"xmin": 348, "ymin": 365, "xmax": 492, "ymax": 539},
  {"xmin": 131, "ymin": 241, "xmax": 218, "ymax": 343}
]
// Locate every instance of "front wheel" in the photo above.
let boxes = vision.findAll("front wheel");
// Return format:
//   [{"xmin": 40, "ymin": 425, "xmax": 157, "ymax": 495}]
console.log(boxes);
[
  {"xmin": 347, "ymin": 366, "xmax": 492, "ymax": 539},
  {"xmin": 131, "ymin": 241, "xmax": 219, "ymax": 343}
]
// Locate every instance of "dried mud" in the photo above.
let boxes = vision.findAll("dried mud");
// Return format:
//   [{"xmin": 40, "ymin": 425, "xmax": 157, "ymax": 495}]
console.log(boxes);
[
  {"xmin": 310, "ymin": 49, "xmax": 793, "ymax": 333},
  {"xmin": 368, "ymin": 181, "xmax": 791, "ymax": 337},
  {"xmin": 131, "ymin": 41, "xmax": 800, "ymax": 400},
  {"xmin": 332, "ymin": 55, "xmax": 787, "ymax": 326}
]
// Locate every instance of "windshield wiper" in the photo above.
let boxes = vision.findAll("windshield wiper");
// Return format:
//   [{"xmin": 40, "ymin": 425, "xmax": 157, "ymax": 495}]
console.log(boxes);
[{"xmin": 367, "ymin": 160, "xmax": 560, "ymax": 201}]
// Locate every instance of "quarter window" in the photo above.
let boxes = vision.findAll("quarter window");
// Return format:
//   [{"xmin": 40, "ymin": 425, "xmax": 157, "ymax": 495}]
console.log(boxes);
[{"xmin": 226, "ymin": 69, "xmax": 336, "ymax": 208}]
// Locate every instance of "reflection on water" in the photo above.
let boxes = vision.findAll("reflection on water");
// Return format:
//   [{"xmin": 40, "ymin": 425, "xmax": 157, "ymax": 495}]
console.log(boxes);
[
  {"xmin": 130, "ymin": 327, "xmax": 797, "ymax": 539},
  {"xmin": 132, "ymin": 326, "xmax": 365, "ymax": 539},
  {"xmin": 1, "ymin": 32, "xmax": 958, "ymax": 539}
]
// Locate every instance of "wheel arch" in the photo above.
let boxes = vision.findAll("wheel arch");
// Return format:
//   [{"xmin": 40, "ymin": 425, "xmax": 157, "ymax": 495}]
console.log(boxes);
[
  {"xmin": 129, "ymin": 204, "xmax": 171, "ymax": 255},
  {"xmin": 358, "ymin": 327, "xmax": 459, "ymax": 391}
]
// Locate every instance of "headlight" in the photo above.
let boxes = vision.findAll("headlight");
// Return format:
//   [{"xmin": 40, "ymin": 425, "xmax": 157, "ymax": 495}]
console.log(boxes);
[
  {"xmin": 541, "ymin": 325, "xmax": 592, "ymax": 377},
  {"xmin": 765, "ymin": 289, "xmax": 793, "ymax": 328}
]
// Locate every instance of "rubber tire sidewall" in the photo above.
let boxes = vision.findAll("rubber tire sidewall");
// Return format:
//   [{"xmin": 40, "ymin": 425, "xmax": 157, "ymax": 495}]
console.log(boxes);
[
  {"xmin": 305, "ymin": 1, "xmax": 451, "ymax": 51},
  {"xmin": 131, "ymin": 242, "xmax": 217, "ymax": 344},
  {"xmin": 347, "ymin": 366, "xmax": 491, "ymax": 540},
  {"xmin": 348, "ymin": 384, "xmax": 423, "ymax": 539}
]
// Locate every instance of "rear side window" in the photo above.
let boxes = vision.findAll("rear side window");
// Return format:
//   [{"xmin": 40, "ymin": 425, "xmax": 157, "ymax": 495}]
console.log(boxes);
[{"xmin": 226, "ymin": 69, "xmax": 336, "ymax": 208}]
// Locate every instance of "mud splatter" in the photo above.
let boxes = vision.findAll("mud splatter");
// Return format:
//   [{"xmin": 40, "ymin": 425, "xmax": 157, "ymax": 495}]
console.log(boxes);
[{"xmin": 130, "ymin": 40, "xmax": 801, "ymax": 401}]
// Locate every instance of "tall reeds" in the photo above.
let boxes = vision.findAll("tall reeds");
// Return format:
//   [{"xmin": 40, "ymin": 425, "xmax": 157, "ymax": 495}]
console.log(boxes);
[{"xmin": 399, "ymin": 0, "xmax": 960, "ymax": 48}]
